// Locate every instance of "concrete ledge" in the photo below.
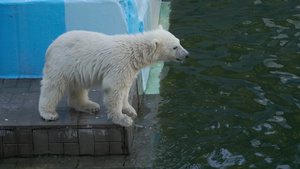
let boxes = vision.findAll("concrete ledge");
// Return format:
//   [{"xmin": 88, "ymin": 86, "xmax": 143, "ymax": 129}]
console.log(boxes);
[{"xmin": 0, "ymin": 79, "xmax": 137, "ymax": 157}]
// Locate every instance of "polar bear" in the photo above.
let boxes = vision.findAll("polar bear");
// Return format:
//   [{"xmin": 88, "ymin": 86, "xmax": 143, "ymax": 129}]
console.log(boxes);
[{"xmin": 38, "ymin": 25, "xmax": 189, "ymax": 127}]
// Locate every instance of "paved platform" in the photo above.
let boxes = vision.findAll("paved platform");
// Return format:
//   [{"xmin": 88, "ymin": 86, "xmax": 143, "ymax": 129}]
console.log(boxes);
[
  {"xmin": 0, "ymin": 94, "xmax": 160, "ymax": 168},
  {"xmin": 0, "ymin": 79, "xmax": 136, "ymax": 158}
]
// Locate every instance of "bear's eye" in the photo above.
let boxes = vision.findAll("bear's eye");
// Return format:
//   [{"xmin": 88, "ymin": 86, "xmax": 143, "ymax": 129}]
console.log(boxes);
[{"xmin": 173, "ymin": 46, "xmax": 178, "ymax": 50}]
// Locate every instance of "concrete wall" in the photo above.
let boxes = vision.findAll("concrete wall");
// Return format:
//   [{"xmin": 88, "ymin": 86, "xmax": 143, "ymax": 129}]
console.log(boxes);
[{"xmin": 0, "ymin": 0, "xmax": 161, "ymax": 92}]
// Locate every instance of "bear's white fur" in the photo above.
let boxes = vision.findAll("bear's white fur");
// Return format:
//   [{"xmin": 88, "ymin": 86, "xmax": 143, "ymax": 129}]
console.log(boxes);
[{"xmin": 39, "ymin": 26, "xmax": 189, "ymax": 127}]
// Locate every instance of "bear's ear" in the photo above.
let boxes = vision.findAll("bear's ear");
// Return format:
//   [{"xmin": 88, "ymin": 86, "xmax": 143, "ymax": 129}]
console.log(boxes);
[
  {"xmin": 158, "ymin": 25, "xmax": 163, "ymax": 30},
  {"xmin": 152, "ymin": 39, "xmax": 160, "ymax": 51}
]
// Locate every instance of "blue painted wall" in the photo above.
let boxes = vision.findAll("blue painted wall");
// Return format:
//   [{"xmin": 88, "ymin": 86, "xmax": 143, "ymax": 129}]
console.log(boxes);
[
  {"xmin": 0, "ymin": 0, "xmax": 145, "ymax": 79},
  {"xmin": 0, "ymin": 0, "xmax": 66, "ymax": 78}
]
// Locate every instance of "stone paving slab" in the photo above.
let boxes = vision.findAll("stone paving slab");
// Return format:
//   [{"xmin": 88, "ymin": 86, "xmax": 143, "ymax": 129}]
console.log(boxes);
[{"xmin": 0, "ymin": 79, "xmax": 135, "ymax": 158}]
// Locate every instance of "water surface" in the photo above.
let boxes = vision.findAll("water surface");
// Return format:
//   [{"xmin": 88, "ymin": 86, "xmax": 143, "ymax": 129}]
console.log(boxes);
[{"xmin": 154, "ymin": 0, "xmax": 300, "ymax": 168}]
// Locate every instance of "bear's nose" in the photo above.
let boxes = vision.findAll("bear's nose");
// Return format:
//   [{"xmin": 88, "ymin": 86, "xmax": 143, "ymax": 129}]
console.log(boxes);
[{"xmin": 185, "ymin": 52, "xmax": 189, "ymax": 59}]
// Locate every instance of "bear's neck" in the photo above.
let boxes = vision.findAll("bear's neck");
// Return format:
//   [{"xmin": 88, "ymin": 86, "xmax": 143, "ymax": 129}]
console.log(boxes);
[{"xmin": 125, "ymin": 33, "xmax": 157, "ymax": 71}]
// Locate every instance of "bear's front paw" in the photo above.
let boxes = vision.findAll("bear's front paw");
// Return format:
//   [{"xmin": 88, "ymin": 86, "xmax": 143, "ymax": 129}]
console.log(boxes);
[
  {"xmin": 40, "ymin": 111, "xmax": 59, "ymax": 121},
  {"xmin": 111, "ymin": 114, "xmax": 133, "ymax": 127},
  {"xmin": 122, "ymin": 105, "xmax": 137, "ymax": 118}
]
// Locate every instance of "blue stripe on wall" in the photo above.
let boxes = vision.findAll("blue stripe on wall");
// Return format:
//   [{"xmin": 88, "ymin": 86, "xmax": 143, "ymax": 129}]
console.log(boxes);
[
  {"xmin": 119, "ymin": 0, "xmax": 144, "ymax": 34},
  {"xmin": 0, "ymin": 0, "xmax": 66, "ymax": 79}
]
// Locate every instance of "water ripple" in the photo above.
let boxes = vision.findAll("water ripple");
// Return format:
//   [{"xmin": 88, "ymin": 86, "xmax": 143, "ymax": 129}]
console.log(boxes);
[
  {"xmin": 270, "ymin": 71, "xmax": 300, "ymax": 84},
  {"xmin": 262, "ymin": 18, "xmax": 289, "ymax": 30},
  {"xmin": 206, "ymin": 148, "xmax": 245, "ymax": 168},
  {"xmin": 263, "ymin": 58, "xmax": 284, "ymax": 68}
]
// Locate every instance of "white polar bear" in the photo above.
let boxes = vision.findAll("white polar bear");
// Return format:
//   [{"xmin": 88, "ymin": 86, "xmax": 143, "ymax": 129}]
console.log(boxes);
[{"xmin": 38, "ymin": 25, "xmax": 189, "ymax": 127}]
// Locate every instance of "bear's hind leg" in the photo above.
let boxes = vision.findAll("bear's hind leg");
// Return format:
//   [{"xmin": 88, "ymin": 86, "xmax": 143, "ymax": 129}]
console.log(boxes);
[
  {"xmin": 39, "ymin": 79, "xmax": 65, "ymax": 121},
  {"xmin": 68, "ymin": 89, "xmax": 100, "ymax": 113},
  {"xmin": 104, "ymin": 88, "xmax": 133, "ymax": 127}
]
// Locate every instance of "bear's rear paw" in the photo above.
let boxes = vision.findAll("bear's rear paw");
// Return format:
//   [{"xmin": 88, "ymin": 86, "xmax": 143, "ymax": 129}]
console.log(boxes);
[
  {"xmin": 71, "ymin": 101, "xmax": 100, "ymax": 113},
  {"xmin": 111, "ymin": 114, "xmax": 133, "ymax": 127},
  {"xmin": 40, "ymin": 110, "xmax": 59, "ymax": 121}
]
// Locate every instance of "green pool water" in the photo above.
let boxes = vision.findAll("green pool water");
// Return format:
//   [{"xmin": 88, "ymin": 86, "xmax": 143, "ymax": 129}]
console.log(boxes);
[{"xmin": 154, "ymin": 0, "xmax": 300, "ymax": 168}]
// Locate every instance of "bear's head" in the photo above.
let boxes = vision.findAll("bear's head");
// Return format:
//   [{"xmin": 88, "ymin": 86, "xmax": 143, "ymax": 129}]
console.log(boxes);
[{"xmin": 152, "ymin": 25, "xmax": 189, "ymax": 62}]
